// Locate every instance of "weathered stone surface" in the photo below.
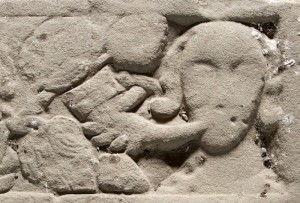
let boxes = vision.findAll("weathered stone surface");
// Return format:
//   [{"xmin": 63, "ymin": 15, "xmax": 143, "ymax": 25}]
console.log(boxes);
[
  {"xmin": 0, "ymin": 62, "xmax": 15, "ymax": 102},
  {"xmin": 36, "ymin": 91, "xmax": 56, "ymax": 109},
  {"xmin": 89, "ymin": 99, "xmax": 208, "ymax": 156},
  {"xmin": 91, "ymin": 131, "xmax": 119, "ymax": 147},
  {"xmin": 158, "ymin": 130, "xmax": 284, "ymax": 194},
  {"xmin": 258, "ymin": 100, "xmax": 283, "ymax": 134},
  {"xmin": 109, "ymin": 134, "xmax": 128, "ymax": 153},
  {"xmin": 90, "ymin": 0, "xmax": 285, "ymax": 26},
  {"xmin": 58, "ymin": 193, "xmax": 288, "ymax": 203},
  {"xmin": 0, "ymin": 0, "xmax": 90, "ymax": 16},
  {"xmin": 0, "ymin": 122, "xmax": 9, "ymax": 161},
  {"xmin": 0, "ymin": 174, "xmax": 16, "ymax": 193},
  {"xmin": 18, "ymin": 116, "xmax": 98, "ymax": 194},
  {"xmin": 81, "ymin": 122, "xmax": 106, "ymax": 138},
  {"xmin": 0, "ymin": 147, "xmax": 19, "ymax": 176},
  {"xmin": 6, "ymin": 117, "xmax": 30, "ymax": 138},
  {"xmin": 97, "ymin": 153, "xmax": 150, "ymax": 194},
  {"xmin": 0, "ymin": 122, "xmax": 19, "ymax": 194},
  {"xmin": 150, "ymin": 97, "xmax": 180, "ymax": 120},
  {"xmin": 264, "ymin": 76, "xmax": 283, "ymax": 96},
  {"xmin": 157, "ymin": 21, "xmax": 266, "ymax": 155},
  {"xmin": 90, "ymin": 0, "xmax": 208, "ymax": 26},
  {"xmin": 138, "ymin": 157, "xmax": 173, "ymax": 189},
  {"xmin": 0, "ymin": 192, "xmax": 54, "ymax": 203},
  {"xmin": 0, "ymin": 0, "xmax": 299, "ymax": 201},
  {"xmin": 17, "ymin": 17, "xmax": 108, "ymax": 91},
  {"xmin": 62, "ymin": 66, "xmax": 125, "ymax": 122},
  {"xmin": 0, "ymin": 192, "xmax": 289, "ymax": 203},
  {"xmin": 115, "ymin": 71, "xmax": 163, "ymax": 95},
  {"xmin": 106, "ymin": 13, "xmax": 168, "ymax": 74}
]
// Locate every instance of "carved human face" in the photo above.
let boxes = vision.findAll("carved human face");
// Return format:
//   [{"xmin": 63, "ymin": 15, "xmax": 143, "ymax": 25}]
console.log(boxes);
[{"xmin": 180, "ymin": 21, "xmax": 267, "ymax": 153}]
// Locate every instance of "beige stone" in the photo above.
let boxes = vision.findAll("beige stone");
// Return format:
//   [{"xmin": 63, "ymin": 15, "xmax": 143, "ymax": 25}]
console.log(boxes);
[
  {"xmin": 0, "ymin": 0, "xmax": 299, "ymax": 201},
  {"xmin": 97, "ymin": 153, "xmax": 150, "ymax": 194}
]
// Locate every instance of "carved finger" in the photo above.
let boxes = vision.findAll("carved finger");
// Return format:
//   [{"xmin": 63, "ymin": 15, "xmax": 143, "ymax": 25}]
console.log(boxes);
[
  {"xmin": 108, "ymin": 134, "xmax": 128, "ymax": 153},
  {"xmin": 113, "ymin": 86, "xmax": 148, "ymax": 112},
  {"xmin": 91, "ymin": 131, "xmax": 119, "ymax": 147},
  {"xmin": 115, "ymin": 71, "xmax": 163, "ymax": 95},
  {"xmin": 81, "ymin": 122, "xmax": 107, "ymax": 138}
]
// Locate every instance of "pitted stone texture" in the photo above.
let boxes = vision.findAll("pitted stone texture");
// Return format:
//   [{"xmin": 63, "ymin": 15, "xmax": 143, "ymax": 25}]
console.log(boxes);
[
  {"xmin": 0, "ymin": 147, "xmax": 19, "ymax": 176},
  {"xmin": 0, "ymin": 193, "xmax": 289, "ymax": 203},
  {"xmin": 0, "ymin": 192, "xmax": 54, "ymax": 203},
  {"xmin": 269, "ymin": 7, "xmax": 300, "ymax": 199},
  {"xmin": 90, "ymin": 0, "xmax": 282, "ymax": 26},
  {"xmin": 6, "ymin": 117, "xmax": 30, "ymax": 138},
  {"xmin": 58, "ymin": 193, "xmax": 288, "ymax": 203},
  {"xmin": 0, "ymin": 123, "xmax": 21, "ymax": 194},
  {"xmin": 0, "ymin": 65, "xmax": 15, "ymax": 102},
  {"xmin": 89, "ymin": 105, "xmax": 207, "ymax": 156},
  {"xmin": 157, "ymin": 133, "xmax": 286, "ymax": 195},
  {"xmin": 264, "ymin": 76, "xmax": 283, "ymax": 96},
  {"xmin": 17, "ymin": 17, "xmax": 108, "ymax": 90},
  {"xmin": 0, "ymin": 0, "xmax": 90, "ymax": 16},
  {"xmin": 106, "ymin": 14, "xmax": 167, "ymax": 74},
  {"xmin": 0, "ymin": 122, "xmax": 9, "ymax": 161},
  {"xmin": 18, "ymin": 116, "xmax": 98, "ymax": 194},
  {"xmin": 157, "ymin": 21, "xmax": 267, "ymax": 155},
  {"xmin": 97, "ymin": 153, "xmax": 150, "ymax": 194},
  {"xmin": 0, "ymin": 0, "xmax": 299, "ymax": 200},
  {"xmin": 0, "ymin": 17, "xmax": 47, "ymax": 57},
  {"xmin": 62, "ymin": 66, "xmax": 125, "ymax": 122},
  {"xmin": 138, "ymin": 157, "xmax": 173, "ymax": 189},
  {"xmin": 150, "ymin": 97, "xmax": 180, "ymax": 120},
  {"xmin": 81, "ymin": 122, "xmax": 106, "ymax": 138},
  {"xmin": 90, "ymin": 0, "xmax": 209, "ymax": 26},
  {"xmin": 0, "ymin": 174, "xmax": 16, "ymax": 193},
  {"xmin": 36, "ymin": 91, "xmax": 56, "ymax": 109},
  {"xmin": 258, "ymin": 99, "xmax": 283, "ymax": 134}
]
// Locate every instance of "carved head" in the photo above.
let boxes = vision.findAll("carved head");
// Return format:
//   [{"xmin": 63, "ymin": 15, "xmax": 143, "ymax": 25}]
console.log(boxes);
[{"xmin": 162, "ymin": 21, "xmax": 271, "ymax": 154}]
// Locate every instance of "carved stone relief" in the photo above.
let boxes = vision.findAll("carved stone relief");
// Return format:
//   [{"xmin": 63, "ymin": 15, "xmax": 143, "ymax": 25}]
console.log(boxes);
[{"xmin": 0, "ymin": 0, "xmax": 300, "ymax": 202}]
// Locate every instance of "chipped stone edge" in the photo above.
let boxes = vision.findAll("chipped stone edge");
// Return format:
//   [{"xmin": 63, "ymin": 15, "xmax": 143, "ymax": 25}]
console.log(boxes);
[
  {"xmin": 0, "ymin": 192, "xmax": 289, "ymax": 203},
  {"xmin": 0, "ymin": 0, "xmax": 299, "ymax": 18}
]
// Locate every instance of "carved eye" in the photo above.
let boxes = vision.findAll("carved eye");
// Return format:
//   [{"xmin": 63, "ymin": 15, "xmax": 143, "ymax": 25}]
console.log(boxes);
[
  {"xmin": 191, "ymin": 60, "xmax": 218, "ymax": 71},
  {"xmin": 231, "ymin": 60, "xmax": 243, "ymax": 70},
  {"xmin": 194, "ymin": 58, "xmax": 217, "ymax": 66}
]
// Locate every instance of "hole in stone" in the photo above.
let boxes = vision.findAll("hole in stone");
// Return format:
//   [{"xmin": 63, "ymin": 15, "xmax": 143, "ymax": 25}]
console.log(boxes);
[
  {"xmin": 144, "ymin": 149, "xmax": 152, "ymax": 160},
  {"xmin": 252, "ymin": 100, "xmax": 258, "ymax": 104},
  {"xmin": 263, "ymin": 158, "xmax": 272, "ymax": 168},
  {"xmin": 179, "ymin": 44, "xmax": 185, "ymax": 51},
  {"xmin": 261, "ymin": 22, "xmax": 277, "ymax": 39},
  {"xmin": 97, "ymin": 145, "xmax": 109, "ymax": 153},
  {"xmin": 241, "ymin": 20, "xmax": 278, "ymax": 39},
  {"xmin": 178, "ymin": 41, "xmax": 187, "ymax": 52},
  {"xmin": 230, "ymin": 117, "xmax": 237, "ymax": 122},
  {"xmin": 242, "ymin": 118, "xmax": 249, "ymax": 124},
  {"xmin": 216, "ymin": 104, "xmax": 224, "ymax": 108},
  {"xmin": 38, "ymin": 33, "xmax": 47, "ymax": 41},
  {"xmin": 164, "ymin": 142, "xmax": 198, "ymax": 168},
  {"xmin": 278, "ymin": 65, "xmax": 285, "ymax": 73}
]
